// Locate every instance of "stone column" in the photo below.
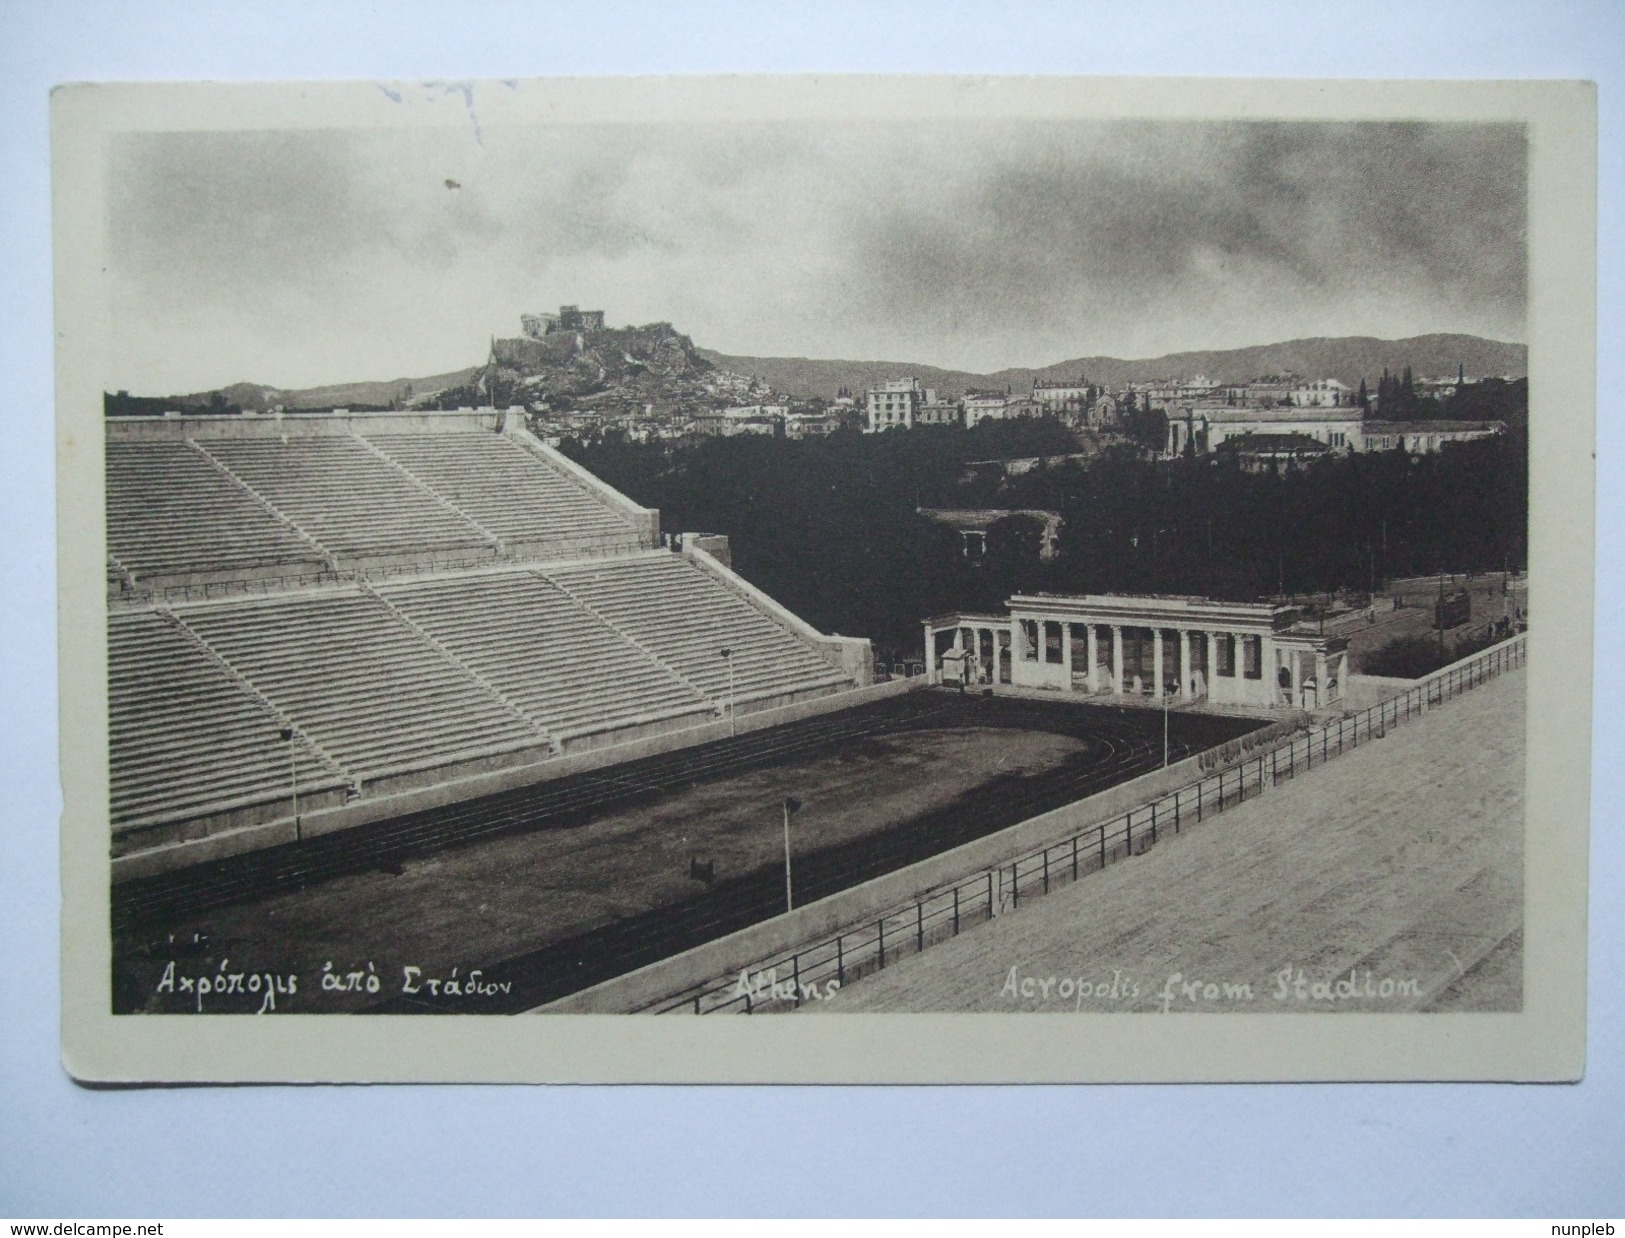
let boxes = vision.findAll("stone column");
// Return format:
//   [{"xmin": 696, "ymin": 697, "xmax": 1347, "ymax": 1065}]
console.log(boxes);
[
  {"xmin": 1205, "ymin": 631, "xmax": 1217, "ymax": 692},
  {"xmin": 1315, "ymin": 651, "xmax": 1329, "ymax": 706},
  {"xmin": 1061, "ymin": 623, "xmax": 1074, "ymax": 687},
  {"xmin": 1086, "ymin": 624, "xmax": 1100, "ymax": 693},
  {"xmin": 1152, "ymin": 628, "xmax": 1165, "ymax": 697},
  {"xmin": 1111, "ymin": 625, "xmax": 1124, "ymax": 695},
  {"xmin": 1178, "ymin": 629, "xmax": 1192, "ymax": 697},
  {"xmin": 924, "ymin": 623, "xmax": 937, "ymax": 684}
]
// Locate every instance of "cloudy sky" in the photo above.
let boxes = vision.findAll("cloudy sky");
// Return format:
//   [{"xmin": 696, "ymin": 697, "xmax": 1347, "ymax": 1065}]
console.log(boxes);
[{"xmin": 107, "ymin": 117, "xmax": 1526, "ymax": 393}]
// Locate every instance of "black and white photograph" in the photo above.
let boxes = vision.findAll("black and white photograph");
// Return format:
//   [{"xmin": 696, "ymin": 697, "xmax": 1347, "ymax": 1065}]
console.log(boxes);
[{"xmin": 53, "ymin": 75, "xmax": 1593, "ymax": 1082}]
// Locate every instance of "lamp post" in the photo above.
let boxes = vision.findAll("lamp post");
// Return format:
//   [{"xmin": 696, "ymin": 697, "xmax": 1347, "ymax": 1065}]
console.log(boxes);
[
  {"xmin": 1369, "ymin": 543, "xmax": 1376, "ymax": 621},
  {"xmin": 1436, "ymin": 569, "xmax": 1447, "ymax": 666},
  {"xmin": 1162, "ymin": 684, "xmax": 1170, "ymax": 768},
  {"xmin": 782, "ymin": 796, "xmax": 802, "ymax": 913},
  {"xmin": 719, "ymin": 647, "xmax": 735, "ymax": 737},
  {"xmin": 280, "ymin": 727, "xmax": 301, "ymax": 842}
]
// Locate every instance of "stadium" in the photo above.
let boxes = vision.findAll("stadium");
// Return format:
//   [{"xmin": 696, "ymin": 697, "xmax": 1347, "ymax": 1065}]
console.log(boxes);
[{"xmin": 106, "ymin": 408, "xmax": 1523, "ymax": 1015}]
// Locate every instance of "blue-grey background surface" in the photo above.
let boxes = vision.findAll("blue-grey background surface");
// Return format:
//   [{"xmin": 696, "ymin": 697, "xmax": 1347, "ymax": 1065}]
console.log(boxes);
[{"xmin": 1, "ymin": 0, "xmax": 1619, "ymax": 1218}]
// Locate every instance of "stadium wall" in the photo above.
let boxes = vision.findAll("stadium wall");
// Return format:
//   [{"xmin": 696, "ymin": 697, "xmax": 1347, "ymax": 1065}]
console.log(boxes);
[
  {"xmin": 111, "ymin": 674, "xmax": 926, "ymax": 882},
  {"xmin": 106, "ymin": 409, "xmax": 505, "ymax": 441}
]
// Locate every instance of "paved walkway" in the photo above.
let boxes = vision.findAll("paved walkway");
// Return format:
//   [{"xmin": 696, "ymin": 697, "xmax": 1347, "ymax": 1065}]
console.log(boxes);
[{"xmin": 815, "ymin": 667, "xmax": 1524, "ymax": 1015}]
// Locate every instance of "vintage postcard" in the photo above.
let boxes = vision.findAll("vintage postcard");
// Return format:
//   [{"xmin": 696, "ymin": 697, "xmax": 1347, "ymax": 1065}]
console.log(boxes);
[{"xmin": 55, "ymin": 76, "xmax": 1594, "ymax": 1083}]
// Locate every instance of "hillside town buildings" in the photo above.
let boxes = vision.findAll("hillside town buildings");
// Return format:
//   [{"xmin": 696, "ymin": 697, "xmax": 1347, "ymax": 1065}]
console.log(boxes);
[
  {"xmin": 495, "ymin": 308, "xmax": 1511, "ymax": 458},
  {"xmin": 861, "ymin": 367, "xmax": 1507, "ymax": 464}
]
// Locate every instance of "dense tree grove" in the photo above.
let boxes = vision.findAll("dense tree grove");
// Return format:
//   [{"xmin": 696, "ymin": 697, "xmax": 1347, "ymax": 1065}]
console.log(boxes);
[
  {"xmin": 557, "ymin": 387, "xmax": 1529, "ymax": 663},
  {"xmin": 1362, "ymin": 629, "xmax": 1506, "ymax": 679},
  {"xmin": 1374, "ymin": 372, "xmax": 1528, "ymax": 427}
]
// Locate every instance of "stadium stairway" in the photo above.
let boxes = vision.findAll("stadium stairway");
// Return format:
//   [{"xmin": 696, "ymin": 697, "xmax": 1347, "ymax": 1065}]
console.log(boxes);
[
  {"xmin": 363, "ymin": 431, "xmax": 646, "ymax": 554},
  {"xmin": 106, "ymin": 439, "xmax": 330, "ymax": 584},
  {"xmin": 544, "ymin": 552, "xmax": 854, "ymax": 709},
  {"xmin": 196, "ymin": 435, "xmax": 496, "ymax": 564},
  {"xmin": 375, "ymin": 566, "xmax": 714, "ymax": 742}
]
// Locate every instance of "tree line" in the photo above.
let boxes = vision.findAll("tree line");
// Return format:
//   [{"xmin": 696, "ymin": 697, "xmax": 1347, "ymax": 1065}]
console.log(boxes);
[{"xmin": 560, "ymin": 390, "xmax": 1526, "ymax": 663}]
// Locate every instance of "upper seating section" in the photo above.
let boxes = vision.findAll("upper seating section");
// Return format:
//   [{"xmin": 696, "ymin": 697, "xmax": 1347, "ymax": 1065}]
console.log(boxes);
[
  {"xmin": 544, "ymin": 553, "xmax": 854, "ymax": 704},
  {"xmin": 198, "ymin": 436, "xmax": 492, "ymax": 563},
  {"xmin": 378, "ymin": 569, "xmax": 710, "ymax": 737},
  {"xmin": 108, "ymin": 610, "xmax": 339, "ymax": 828},
  {"xmin": 106, "ymin": 440, "xmax": 327, "ymax": 584},
  {"xmin": 106, "ymin": 417, "xmax": 655, "ymax": 591},
  {"xmin": 365, "ymin": 432, "xmax": 643, "ymax": 551},
  {"xmin": 178, "ymin": 587, "xmax": 544, "ymax": 783}
]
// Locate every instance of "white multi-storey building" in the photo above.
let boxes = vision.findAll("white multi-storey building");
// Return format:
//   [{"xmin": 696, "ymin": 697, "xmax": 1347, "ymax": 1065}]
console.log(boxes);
[
  {"xmin": 865, "ymin": 379, "xmax": 927, "ymax": 432},
  {"xmin": 1290, "ymin": 378, "xmax": 1353, "ymax": 408},
  {"xmin": 963, "ymin": 391, "xmax": 1010, "ymax": 429}
]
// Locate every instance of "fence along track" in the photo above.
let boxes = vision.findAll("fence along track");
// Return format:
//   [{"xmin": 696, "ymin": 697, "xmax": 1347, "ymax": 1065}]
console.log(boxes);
[{"xmin": 653, "ymin": 634, "xmax": 1527, "ymax": 1014}]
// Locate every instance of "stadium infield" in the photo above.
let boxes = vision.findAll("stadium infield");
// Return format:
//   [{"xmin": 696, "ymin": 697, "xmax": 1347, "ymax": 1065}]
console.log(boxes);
[
  {"xmin": 808, "ymin": 665, "xmax": 1524, "ymax": 1015},
  {"xmin": 111, "ymin": 687, "xmax": 1265, "ymax": 1013}
]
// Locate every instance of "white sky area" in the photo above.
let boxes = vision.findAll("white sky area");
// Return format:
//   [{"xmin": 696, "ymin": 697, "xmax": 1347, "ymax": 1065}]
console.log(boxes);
[{"xmin": 107, "ymin": 118, "xmax": 1527, "ymax": 393}]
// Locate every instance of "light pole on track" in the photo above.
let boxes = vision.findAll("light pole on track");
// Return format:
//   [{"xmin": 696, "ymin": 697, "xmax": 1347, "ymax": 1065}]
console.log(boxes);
[
  {"xmin": 280, "ymin": 727, "xmax": 301, "ymax": 841},
  {"xmin": 782, "ymin": 796, "xmax": 802, "ymax": 913},
  {"xmin": 1162, "ymin": 685, "xmax": 1170, "ymax": 768},
  {"xmin": 719, "ymin": 647, "xmax": 736, "ymax": 737}
]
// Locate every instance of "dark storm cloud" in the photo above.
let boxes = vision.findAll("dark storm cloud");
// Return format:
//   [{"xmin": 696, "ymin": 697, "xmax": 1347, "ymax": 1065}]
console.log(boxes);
[
  {"xmin": 848, "ymin": 121, "xmax": 1525, "ymax": 356},
  {"xmin": 107, "ymin": 117, "xmax": 1526, "ymax": 390}
]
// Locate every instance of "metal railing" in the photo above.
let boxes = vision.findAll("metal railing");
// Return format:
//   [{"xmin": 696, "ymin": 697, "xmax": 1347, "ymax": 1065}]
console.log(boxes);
[
  {"xmin": 106, "ymin": 538, "xmax": 655, "ymax": 605},
  {"xmin": 652, "ymin": 633, "xmax": 1525, "ymax": 1014},
  {"xmin": 109, "ymin": 568, "xmax": 349, "ymax": 605}
]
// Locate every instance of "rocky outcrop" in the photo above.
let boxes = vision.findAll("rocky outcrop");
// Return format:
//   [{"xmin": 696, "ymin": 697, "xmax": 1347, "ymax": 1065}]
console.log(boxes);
[{"xmin": 479, "ymin": 320, "xmax": 768, "ymax": 418}]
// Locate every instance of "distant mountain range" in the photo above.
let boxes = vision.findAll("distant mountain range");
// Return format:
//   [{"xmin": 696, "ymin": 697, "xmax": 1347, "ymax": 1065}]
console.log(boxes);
[
  {"xmin": 698, "ymin": 334, "xmax": 1528, "ymax": 400},
  {"xmin": 125, "ymin": 367, "xmax": 485, "ymax": 415},
  {"xmin": 115, "ymin": 332, "xmax": 1526, "ymax": 414}
]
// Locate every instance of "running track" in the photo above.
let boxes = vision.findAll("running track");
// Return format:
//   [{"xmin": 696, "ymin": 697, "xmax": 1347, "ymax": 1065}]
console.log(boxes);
[{"xmin": 111, "ymin": 688, "xmax": 1262, "ymax": 1013}]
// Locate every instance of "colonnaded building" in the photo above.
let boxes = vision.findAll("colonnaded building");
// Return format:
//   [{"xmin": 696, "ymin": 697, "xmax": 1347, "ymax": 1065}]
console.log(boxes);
[
  {"xmin": 925, "ymin": 594, "xmax": 1351, "ymax": 712},
  {"xmin": 105, "ymin": 408, "xmax": 873, "ymax": 876}
]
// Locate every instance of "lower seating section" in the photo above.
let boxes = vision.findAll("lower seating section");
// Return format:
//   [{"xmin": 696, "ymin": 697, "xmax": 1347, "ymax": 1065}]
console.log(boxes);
[
  {"xmin": 108, "ymin": 611, "xmax": 338, "ymax": 828},
  {"xmin": 199, "ymin": 436, "xmax": 492, "ymax": 562},
  {"xmin": 544, "ymin": 553, "xmax": 853, "ymax": 703},
  {"xmin": 106, "ymin": 441, "xmax": 326, "ymax": 583},
  {"xmin": 365, "ymin": 432, "xmax": 643, "ymax": 550},
  {"xmin": 107, "ymin": 555, "xmax": 862, "ymax": 842},
  {"xmin": 175, "ymin": 588, "xmax": 544, "ymax": 782},
  {"xmin": 378, "ymin": 570, "xmax": 709, "ymax": 735}
]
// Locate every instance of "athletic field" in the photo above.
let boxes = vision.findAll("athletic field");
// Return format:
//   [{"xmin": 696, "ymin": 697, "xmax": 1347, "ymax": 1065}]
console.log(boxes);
[
  {"xmin": 812, "ymin": 666, "xmax": 1524, "ymax": 1014},
  {"xmin": 112, "ymin": 688, "xmax": 1262, "ymax": 1013}
]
